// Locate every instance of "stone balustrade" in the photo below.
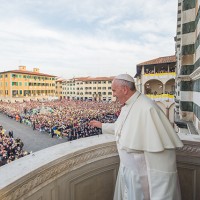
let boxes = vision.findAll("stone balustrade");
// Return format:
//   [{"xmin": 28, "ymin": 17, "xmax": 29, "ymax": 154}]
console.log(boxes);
[
  {"xmin": 0, "ymin": 133, "xmax": 200, "ymax": 200},
  {"xmin": 0, "ymin": 134, "xmax": 119, "ymax": 200}
]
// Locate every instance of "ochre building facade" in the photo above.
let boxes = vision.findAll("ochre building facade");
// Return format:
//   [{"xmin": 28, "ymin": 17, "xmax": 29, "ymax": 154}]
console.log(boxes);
[{"xmin": 0, "ymin": 66, "xmax": 56, "ymax": 102}]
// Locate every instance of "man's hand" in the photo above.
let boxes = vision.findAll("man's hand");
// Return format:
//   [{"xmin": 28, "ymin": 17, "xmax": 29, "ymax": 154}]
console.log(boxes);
[{"xmin": 89, "ymin": 120, "xmax": 102, "ymax": 129}]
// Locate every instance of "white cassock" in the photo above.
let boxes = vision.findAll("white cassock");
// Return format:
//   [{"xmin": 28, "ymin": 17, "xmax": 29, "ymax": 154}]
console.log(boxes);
[{"xmin": 102, "ymin": 91, "xmax": 183, "ymax": 200}]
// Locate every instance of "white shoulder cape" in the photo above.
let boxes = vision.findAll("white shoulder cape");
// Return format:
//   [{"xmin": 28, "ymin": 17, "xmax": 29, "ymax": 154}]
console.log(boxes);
[{"xmin": 102, "ymin": 92, "xmax": 183, "ymax": 152}]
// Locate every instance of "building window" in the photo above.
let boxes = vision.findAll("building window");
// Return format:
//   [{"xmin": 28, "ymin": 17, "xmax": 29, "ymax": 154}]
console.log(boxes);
[{"xmin": 12, "ymin": 90, "xmax": 18, "ymax": 97}]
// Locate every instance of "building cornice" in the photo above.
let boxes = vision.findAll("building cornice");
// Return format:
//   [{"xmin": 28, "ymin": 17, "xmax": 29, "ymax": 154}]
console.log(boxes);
[{"xmin": 176, "ymin": 75, "xmax": 191, "ymax": 81}]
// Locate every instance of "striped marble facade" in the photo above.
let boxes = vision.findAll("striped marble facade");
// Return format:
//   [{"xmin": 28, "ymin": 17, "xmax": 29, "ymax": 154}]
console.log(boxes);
[{"xmin": 175, "ymin": 0, "xmax": 200, "ymax": 134}]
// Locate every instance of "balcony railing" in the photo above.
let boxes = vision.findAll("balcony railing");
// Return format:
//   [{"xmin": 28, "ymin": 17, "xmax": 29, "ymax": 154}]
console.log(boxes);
[
  {"xmin": 0, "ymin": 134, "xmax": 199, "ymax": 200},
  {"xmin": 143, "ymin": 72, "xmax": 176, "ymax": 81},
  {"xmin": 144, "ymin": 72, "xmax": 176, "ymax": 77},
  {"xmin": 146, "ymin": 94, "xmax": 174, "ymax": 101}
]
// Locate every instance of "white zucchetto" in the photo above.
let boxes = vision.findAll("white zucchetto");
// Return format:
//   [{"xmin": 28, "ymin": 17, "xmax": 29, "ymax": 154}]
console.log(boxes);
[{"xmin": 115, "ymin": 74, "xmax": 135, "ymax": 83}]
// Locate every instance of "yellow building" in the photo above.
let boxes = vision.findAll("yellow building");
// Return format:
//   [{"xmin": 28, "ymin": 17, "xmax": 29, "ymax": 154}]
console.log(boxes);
[
  {"xmin": 63, "ymin": 76, "xmax": 115, "ymax": 101},
  {"xmin": 0, "ymin": 66, "xmax": 56, "ymax": 102},
  {"xmin": 55, "ymin": 78, "xmax": 64, "ymax": 100}
]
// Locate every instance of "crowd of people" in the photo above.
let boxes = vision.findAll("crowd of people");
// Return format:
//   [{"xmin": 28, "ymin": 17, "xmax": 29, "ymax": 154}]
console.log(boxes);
[
  {"xmin": 0, "ymin": 99, "xmax": 121, "ymax": 142},
  {"xmin": 145, "ymin": 67, "xmax": 175, "ymax": 74},
  {"xmin": 0, "ymin": 124, "xmax": 29, "ymax": 166}
]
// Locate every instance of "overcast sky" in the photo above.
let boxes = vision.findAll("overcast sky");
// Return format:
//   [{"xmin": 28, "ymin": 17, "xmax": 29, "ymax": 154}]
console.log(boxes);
[{"xmin": 0, "ymin": 0, "xmax": 177, "ymax": 78}]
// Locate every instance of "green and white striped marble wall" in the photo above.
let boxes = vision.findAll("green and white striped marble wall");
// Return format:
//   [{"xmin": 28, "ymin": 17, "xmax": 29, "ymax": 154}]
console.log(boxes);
[{"xmin": 176, "ymin": 0, "xmax": 200, "ymax": 133}]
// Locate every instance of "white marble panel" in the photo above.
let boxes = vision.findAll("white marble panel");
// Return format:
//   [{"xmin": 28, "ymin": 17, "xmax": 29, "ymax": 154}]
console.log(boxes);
[
  {"xmin": 182, "ymin": 9, "xmax": 196, "ymax": 23},
  {"xmin": 195, "ymin": 45, "xmax": 200, "ymax": 62},
  {"xmin": 182, "ymin": 32, "xmax": 195, "ymax": 45},
  {"xmin": 193, "ymin": 91, "xmax": 200, "ymax": 107},
  {"xmin": 180, "ymin": 91, "xmax": 193, "ymax": 102}
]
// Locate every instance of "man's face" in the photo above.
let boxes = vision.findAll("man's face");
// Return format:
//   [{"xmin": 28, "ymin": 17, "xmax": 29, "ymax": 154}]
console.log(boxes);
[{"xmin": 111, "ymin": 80, "xmax": 126, "ymax": 104}]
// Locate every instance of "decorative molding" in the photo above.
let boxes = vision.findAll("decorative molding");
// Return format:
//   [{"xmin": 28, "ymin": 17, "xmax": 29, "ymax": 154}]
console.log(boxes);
[
  {"xmin": 176, "ymin": 75, "xmax": 191, "ymax": 81},
  {"xmin": 1, "ymin": 143, "xmax": 118, "ymax": 200},
  {"xmin": 176, "ymin": 143, "xmax": 200, "ymax": 155},
  {"xmin": 190, "ymin": 67, "xmax": 200, "ymax": 80}
]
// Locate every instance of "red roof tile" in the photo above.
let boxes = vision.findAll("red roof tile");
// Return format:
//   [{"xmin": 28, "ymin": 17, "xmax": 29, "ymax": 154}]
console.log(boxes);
[
  {"xmin": 71, "ymin": 76, "xmax": 115, "ymax": 81},
  {"xmin": 0, "ymin": 70, "xmax": 56, "ymax": 77},
  {"xmin": 137, "ymin": 55, "xmax": 176, "ymax": 66}
]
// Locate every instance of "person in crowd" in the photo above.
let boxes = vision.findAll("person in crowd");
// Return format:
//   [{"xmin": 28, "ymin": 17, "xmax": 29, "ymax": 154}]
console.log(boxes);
[
  {"xmin": 89, "ymin": 74, "xmax": 183, "ymax": 200},
  {"xmin": 8, "ymin": 130, "xmax": 13, "ymax": 138},
  {"xmin": 0, "ymin": 126, "xmax": 28, "ymax": 167}
]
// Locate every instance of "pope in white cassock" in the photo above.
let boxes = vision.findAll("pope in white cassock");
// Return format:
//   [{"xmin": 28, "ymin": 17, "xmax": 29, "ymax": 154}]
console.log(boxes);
[{"xmin": 89, "ymin": 74, "xmax": 183, "ymax": 200}]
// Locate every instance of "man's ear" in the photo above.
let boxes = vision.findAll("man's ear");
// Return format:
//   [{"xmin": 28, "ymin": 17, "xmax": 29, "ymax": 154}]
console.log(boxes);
[{"xmin": 123, "ymin": 86, "xmax": 128, "ymax": 95}]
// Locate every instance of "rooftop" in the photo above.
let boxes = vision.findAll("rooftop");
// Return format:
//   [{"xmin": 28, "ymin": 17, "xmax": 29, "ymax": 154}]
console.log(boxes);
[
  {"xmin": 0, "ymin": 70, "xmax": 56, "ymax": 77},
  {"xmin": 137, "ymin": 55, "xmax": 176, "ymax": 66},
  {"xmin": 67, "ymin": 76, "xmax": 115, "ymax": 82}
]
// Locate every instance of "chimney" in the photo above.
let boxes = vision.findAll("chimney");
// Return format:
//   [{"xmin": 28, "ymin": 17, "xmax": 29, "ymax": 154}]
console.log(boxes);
[
  {"xmin": 19, "ymin": 66, "xmax": 26, "ymax": 71},
  {"xmin": 33, "ymin": 68, "xmax": 40, "ymax": 73}
]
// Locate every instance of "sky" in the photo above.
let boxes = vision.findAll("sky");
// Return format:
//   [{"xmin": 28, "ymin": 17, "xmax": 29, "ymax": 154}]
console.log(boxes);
[{"xmin": 0, "ymin": 0, "xmax": 178, "ymax": 79}]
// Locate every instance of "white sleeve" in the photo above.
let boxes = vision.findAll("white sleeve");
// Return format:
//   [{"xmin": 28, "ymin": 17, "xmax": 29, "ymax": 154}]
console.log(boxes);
[{"xmin": 102, "ymin": 123, "xmax": 115, "ymax": 135}]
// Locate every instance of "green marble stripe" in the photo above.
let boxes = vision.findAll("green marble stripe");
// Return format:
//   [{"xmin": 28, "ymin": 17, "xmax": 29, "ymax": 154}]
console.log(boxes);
[
  {"xmin": 182, "ymin": 44, "xmax": 195, "ymax": 55},
  {"xmin": 180, "ymin": 65, "xmax": 194, "ymax": 75},
  {"xmin": 179, "ymin": 101, "xmax": 200, "ymax": 120},
  {"xmin": 183, "ymin": 0, "xmax": 196, "ymax": 11},
  {"xmin": 195, "ymin": 6, "xmax": 200, "ymax": 27},
  {"xmin": 193, "ymin": 103, "xmax": 200, "ymax": 120},
  {"xmin": 180, "ymin": 81, "xmax": 193, "ymax": 91},
  {"xmin": 193, "ymin": 79, "xmax": 200, "ymax": 92},
  {"xmin": 180, "ymin": 101, "xmax": 193, "ymax": 112},
  {"xmin": 182, "ymin": 21, "xmax": 195, "ymax": 34},
  {"xmin": 194, "ymin": 57, "xmax": 200, "ymax": 71},
  {"xmin": 180, "ymin": 79, "xmax": 200, "ymax": 92},
  {"xmin": 195, "ymin": 33, "xmax": 200, "ymax": 50}
]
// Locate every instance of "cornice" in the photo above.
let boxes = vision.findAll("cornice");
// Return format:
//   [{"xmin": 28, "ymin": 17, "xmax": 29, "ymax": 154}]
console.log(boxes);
[
  {"xmin": 190, "ymin": 67, "xmax": 200, "ymax": 80},
  {"xmin": 176, "ymin": 75, "xmax": 191, "ymax": 81}
]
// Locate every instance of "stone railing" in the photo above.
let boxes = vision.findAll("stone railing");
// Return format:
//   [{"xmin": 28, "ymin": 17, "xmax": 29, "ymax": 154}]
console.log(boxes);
[
  {"xmin": 0, "ymin": 134, "xmax": 119, "ymax": 200},
  {"xmin": 146, "ymin": 94, "xmax": 174, "ymax": 102},
  {"xmin": 176, "ymin": 135, "xmax": 200, "ymax": 200},
  {"xmin": 0, "ymin": 134, "xmax": 200, "ymax": 200}
]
